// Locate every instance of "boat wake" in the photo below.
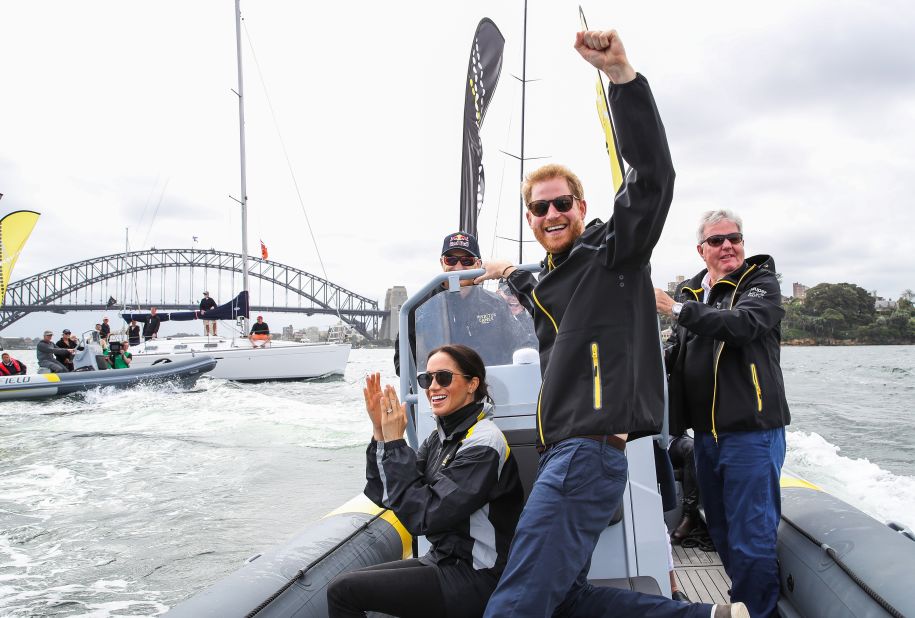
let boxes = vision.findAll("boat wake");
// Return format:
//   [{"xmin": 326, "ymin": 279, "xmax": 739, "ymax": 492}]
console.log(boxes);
[{"xmin": 787, "ymin": 429, "xmax": 915, "ymax": 532}]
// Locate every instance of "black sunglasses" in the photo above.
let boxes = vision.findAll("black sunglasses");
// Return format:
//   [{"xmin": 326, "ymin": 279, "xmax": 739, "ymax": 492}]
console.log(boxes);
[
  {"xmin": 701, "ymin": 232, "xmax": 744, "ymax": 247},
  {"xmin": 442, "ymin": 255, "xmax": 478, "ymax": 267},
  {"xmin": 526, "ymin": 194, "xmax": 578, "ymax": 217},
  {"xmin": 417, "ymin": 369, "xmax": 471, "ymax": 389}
]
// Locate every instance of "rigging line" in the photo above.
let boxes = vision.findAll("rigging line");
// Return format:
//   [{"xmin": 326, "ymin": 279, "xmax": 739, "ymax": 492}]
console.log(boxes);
[
  {"xmin": 242, "ymin": 22, "xmax": 343, "ymax": 323},
  {"xmin": 136, "ymin": 174, "xmax": 161, "ymax": 240},
  {"xmin": 489, "ymin": 79, "xmax": 520, "ymax": 260},
  {"xmin": 141, "ymin": 177, "xmax": 171, "ymax": 251}
]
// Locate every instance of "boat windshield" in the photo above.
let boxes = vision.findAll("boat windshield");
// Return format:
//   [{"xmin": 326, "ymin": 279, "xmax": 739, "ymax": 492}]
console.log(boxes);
[{"xmin": 413, "ymin": 284, "xmax": 538, "ymax": 369}]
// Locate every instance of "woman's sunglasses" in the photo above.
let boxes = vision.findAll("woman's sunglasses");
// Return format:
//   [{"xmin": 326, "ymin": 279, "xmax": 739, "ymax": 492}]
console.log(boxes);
[
  {"xmin": 701, "ymin": 233, "xmax": 744, "ymax": 247},
  {"xmin": 442, "ymin": 255, "xmax": 478, "ymax": 267},
  {"xmin": 526, "ymin": 194, "xmax": 578, "ymax": 218},
  {"xmin": 417, "ymin": 369, "xmax": 471, "ymax": 389}
]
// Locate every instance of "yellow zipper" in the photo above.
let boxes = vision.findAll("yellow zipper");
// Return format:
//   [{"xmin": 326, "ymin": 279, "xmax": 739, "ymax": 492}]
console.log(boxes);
[
  {"xmin": 591, "ymin": 342, "xmax": 602, "ymax": 410},
  {"xmin": 536, "ymin": 382, "xmax": 546, "ymax": 446},
  {"xmin": 710, "ymin": 344, "xmax": 724, "ymax": 441},
  {"xmin": 750, "ymin": 363, "xmax": 763, "ymax": 412},
  {"xmin": 531, "ymin": 287, "xmax": 558, "ymax": 447}
]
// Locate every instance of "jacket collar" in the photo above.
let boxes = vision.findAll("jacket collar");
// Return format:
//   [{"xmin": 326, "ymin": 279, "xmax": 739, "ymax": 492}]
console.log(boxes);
[
  {"xmin": 541, "ymin": 218, "xmax": 604, "ymax": 272},
  {"xmin": 436, "ymin": 401, "xmax": 485, "ymax": 442},
  {"xmin": 681, "ymin": 254, "xmax": 776, "ymax": 298}
]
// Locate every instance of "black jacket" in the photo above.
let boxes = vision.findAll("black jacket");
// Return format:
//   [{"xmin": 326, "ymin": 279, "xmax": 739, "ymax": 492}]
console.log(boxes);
[
  {"xmin": 667, "ymin": 255, "xmax": 791, "ymax": 437},
  {"xmin": 142, "ymin": 315, "xmax": 161, "ymax": 338},
  {"xmin": 505, "ymin": 74, "xmax": 674, "ymax": 446},
  {"xmin": 199, "ymin": 297, "xmax": 217, "ymax": 312},
  {"xmin": 365, "ymin": 402, "xmax": 523, "ymax": 604}
]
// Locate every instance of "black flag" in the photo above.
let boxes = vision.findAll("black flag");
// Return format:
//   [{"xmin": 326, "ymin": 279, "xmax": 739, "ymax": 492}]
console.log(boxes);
[{"xmin": 459, "ymin": 18, "xmax": 505, "ymax": 238}]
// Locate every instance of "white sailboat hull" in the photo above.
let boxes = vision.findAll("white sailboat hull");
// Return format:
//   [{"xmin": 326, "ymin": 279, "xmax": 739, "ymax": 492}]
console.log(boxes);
[{"xmin": 128, "ymin": 337, "xmax": 350, "ymax": 381}]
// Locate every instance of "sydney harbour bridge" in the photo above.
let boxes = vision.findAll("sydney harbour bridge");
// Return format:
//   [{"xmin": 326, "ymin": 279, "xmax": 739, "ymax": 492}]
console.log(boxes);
[{"xmin": 0, "ymin": 248, "xmax": 389, "ymax": 340}]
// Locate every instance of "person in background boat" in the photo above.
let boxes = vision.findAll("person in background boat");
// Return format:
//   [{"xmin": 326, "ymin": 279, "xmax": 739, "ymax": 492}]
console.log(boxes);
[
  {"xmin": 496, "ymin": 280, "xmax": 537, "ymax": 349},
  {"xmin": 248, "ymin": 315, "xmax": 270, "ymax": 346},
  {"xmin": 393, "ymin": 232, "xmax": 520, "ymax": 376},
  {"xmin": 55, "ymin": 329, "xmax": 78, "ymax": 372},
  {"xmin": 476, "ymin": 29, "xmax": 746, "ymax": 618},
  {"xmin": 327, "ymin": 344, "xmax": 523, "ymax": 618},
  {"xmin": 143, "ymin": 307, "xmax": 161, "ymax": 341},
  {"xmin": 100, "ymin": 317, "xmax": 111, "ymax": 341},
  {"xmin": 656, "ymin": 209, "xmax": 790, "ymax": 618},
  {"xmin": 94, "ymin": 323, "xmax": 103, "ymax": 342},
  {"xmin": 199, "ymin": 291, "xmax": 218, "ymax": 336},
  {"xmin": 37, "ymin": 330, "xmax": 74, "ymax": 373},
  {"xmin": 668, "ymin": 431, "xmax": 702, "ymax": 545},
  {"xmin": 110, "ymin": 341, "xmax": 132, "ymax": 369},
  {"xmin": 128, "ymin": 320, "xmax": 142, "ymax": 346},
  {"xmin": 0, "ymin": 352, "xmax": 27, "ymax": 376}
]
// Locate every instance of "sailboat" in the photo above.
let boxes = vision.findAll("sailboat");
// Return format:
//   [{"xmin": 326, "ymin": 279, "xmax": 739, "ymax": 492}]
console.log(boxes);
[{"xmin": 122, "ymin": 2, "xmax": 350, "ymax": 382}]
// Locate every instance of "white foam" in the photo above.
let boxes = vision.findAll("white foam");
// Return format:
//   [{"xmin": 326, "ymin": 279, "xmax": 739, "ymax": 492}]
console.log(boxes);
[{"xmin": 787, "ymin": 430, "xmax": 915, "ymax": 532}]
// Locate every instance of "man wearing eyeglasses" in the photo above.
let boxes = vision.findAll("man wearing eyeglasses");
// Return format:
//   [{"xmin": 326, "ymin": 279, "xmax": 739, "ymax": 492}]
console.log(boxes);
[
  {"xmin": 394, "ymin": 232, "xmax": 520, "ymax": 376},
  {"xmin": 478, "ymin": 29, "xmax": 744, "ymax": 618},
  {"xmin": 655, "ymin": 210, "xmax": 789, "ymax": 618}
]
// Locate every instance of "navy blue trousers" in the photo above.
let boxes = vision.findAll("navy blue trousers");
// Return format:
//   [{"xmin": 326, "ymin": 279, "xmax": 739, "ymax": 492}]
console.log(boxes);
[
  {"xmin": 695, "ymin": 428, "xmax": 786, "ymax": 618},
  {"xmin": 484, "ymin": 438, "xmax": 714, "ymax": 618}
]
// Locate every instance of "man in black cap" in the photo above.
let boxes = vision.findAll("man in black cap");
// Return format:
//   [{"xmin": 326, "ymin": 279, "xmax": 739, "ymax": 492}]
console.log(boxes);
[
  {"xmin": 56, "ymin": 329, "xmax": 79, "ymax": 372},
  {"xmin": 199, "ymin": 291, "xmax": 218, "ymax": 336},
  {"xmin": 393, "ymin": 232, "xmax": 522, "ymax": 376}
]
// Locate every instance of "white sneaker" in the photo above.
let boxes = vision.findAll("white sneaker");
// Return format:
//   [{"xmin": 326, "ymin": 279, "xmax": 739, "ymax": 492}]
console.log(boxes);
[{"xmin": 712, "ymin": 602, "xmax": 750, "ymax": 618}]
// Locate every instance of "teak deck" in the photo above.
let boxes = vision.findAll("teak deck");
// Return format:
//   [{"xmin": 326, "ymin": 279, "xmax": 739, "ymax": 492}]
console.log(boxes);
[{"xmin": 672, "ymin": 545, "xmax": 732, "ymax": 605}]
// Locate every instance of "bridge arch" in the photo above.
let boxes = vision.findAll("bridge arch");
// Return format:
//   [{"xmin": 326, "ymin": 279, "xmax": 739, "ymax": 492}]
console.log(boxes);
[{"xmin": 0, "ymin": 249, "xmax": 383, "ymax": 338}]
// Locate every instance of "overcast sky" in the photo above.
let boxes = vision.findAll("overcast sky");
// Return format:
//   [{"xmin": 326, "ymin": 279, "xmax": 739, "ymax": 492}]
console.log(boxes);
[{"xmin": 2, "ymin": 0, "xmax": 914, "ymax": 338}]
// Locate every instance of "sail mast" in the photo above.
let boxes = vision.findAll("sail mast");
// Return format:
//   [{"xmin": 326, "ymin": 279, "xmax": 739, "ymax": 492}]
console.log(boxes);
[
  {"xmin": 517, "ymin": 0, "xmax": 529, "ymax": 264},
  {"xmin": 234, "ymin": 0, "xmax": 250, "ymax": 331}
]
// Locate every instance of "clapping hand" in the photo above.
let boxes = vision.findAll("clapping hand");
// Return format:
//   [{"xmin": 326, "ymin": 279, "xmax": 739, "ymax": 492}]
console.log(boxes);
[
  {"xmin": 363, "ymin": 373, "xmax": 384, "ymax": 441},
  {"xmin": 380, "ymin": 384, "xmax": 407, "ymax": 442}
]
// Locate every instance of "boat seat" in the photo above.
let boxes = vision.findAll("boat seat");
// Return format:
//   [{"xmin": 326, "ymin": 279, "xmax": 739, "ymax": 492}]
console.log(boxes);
[
  {"xmin": 590, "ymin": 576, "xmax": 662, "ymax": 596},
  {"xmin": 502, "ymin": 428, "xmax": 623, "ymax": 526}
]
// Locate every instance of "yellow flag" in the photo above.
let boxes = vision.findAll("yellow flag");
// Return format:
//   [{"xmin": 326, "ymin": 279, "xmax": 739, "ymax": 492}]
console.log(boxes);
[
  {"xmin": 595, "ymin": 79, "xmax": 625, "ymax": 193},
  {"xmin": 579, "ymin": 6, "xmax": 625, "ymax": 193},
  {"xmin": 0, "ymin": 210, "xmax": 41, "ymax": 307}
]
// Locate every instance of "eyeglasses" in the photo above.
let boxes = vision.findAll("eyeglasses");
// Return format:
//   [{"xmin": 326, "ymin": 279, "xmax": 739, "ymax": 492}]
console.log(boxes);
[
  {"xmin": 526, "ymin": 194, "xmax": 578, "ymax": 217},
  {"xmin": 442, "ymin": 255, "xmax": 478, "ymax": 267},
  {"xmin": 701, "ymin": 233, "xmax": 743, "ymax": 247},
  {"xmin": 416, "ymin": 369, "xmax": 471, "ymax": 389}
]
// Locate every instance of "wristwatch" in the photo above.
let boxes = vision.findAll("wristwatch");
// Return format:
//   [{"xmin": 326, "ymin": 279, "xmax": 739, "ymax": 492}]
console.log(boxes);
[{"xmin": 671, "ymin": 302, "xmax": 683, "ymax": 319}]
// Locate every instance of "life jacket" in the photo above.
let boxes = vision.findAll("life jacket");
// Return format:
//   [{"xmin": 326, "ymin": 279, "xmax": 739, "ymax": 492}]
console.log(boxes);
[{"xmin": 0, "ymin": 359, "xmax": 23, "ymax": 375}]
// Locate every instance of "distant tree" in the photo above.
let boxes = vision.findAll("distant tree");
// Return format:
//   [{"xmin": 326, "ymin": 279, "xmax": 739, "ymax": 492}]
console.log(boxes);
[
  {"xmin": 803, "ymin": 283, "xmax": 876, "ymax": 333},
  {"xmin": 901, "ymin": 289, "xmax": 915, "ymax": 303}
]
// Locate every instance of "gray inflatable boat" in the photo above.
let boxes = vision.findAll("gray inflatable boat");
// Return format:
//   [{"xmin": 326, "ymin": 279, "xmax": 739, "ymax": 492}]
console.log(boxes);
[{"xmin": 0, "ymin": 342, "xmax": 216, "ymax": 401}]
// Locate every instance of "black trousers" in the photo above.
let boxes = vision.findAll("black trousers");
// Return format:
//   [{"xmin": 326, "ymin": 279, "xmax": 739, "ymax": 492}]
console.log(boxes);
[
  {"xmin": 327, "ymin": 559, "xmax": 448, "ymax": 618},
  {"xmin": 669, "ymin": 434, "xmax": 699, "ymax": 513}
]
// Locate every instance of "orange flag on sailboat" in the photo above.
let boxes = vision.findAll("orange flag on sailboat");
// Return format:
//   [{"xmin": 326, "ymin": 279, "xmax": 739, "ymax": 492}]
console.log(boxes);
[{"xmin": 260, "ymin": 240, "xmax": 268, "ymax": 260}]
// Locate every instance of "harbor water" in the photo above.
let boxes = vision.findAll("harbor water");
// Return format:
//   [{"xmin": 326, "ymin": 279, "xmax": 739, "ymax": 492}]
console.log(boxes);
[{"xmin": 1, "ymin": 346, "xmax": 913, "ymax": 616}]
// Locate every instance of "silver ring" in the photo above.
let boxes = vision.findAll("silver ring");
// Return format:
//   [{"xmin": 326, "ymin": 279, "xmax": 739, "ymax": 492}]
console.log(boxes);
[{"xmin": 386, "ymin": 408, "xmax": 393, "ymax": 414}]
